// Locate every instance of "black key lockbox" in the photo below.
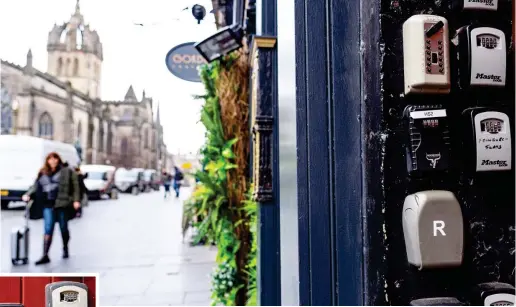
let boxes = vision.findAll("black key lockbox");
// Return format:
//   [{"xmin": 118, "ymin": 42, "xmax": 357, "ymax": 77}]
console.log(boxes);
[{"xmin": 403, "ymin": 105, "xmax": 452, "ymax": 176}]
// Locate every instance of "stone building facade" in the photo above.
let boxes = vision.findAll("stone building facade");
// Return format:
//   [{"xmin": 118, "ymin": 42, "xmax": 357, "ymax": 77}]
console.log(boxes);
[{"xmin": 0, "ymin": 0, "xmax": 170, "ymax": 170}]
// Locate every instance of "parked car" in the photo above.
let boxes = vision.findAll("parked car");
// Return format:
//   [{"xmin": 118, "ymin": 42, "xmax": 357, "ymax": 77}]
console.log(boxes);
[
  {"xmin": 114, "ymin": 168, "xmax": 145, "ymax": 195},
  {"xmin": 0, "ymin": 135, "xmax": 80, "ymax": 210},
  {"xmin": 133, "ymin": 168, "xmax": 150, "ymax": 192},
  {"xmin": 80, "ymin": 164, "xmax": 117, "ymax": 200},
  {"xmin": 144, "ymin": 169, "xmax": 160, "ymax": 191}
]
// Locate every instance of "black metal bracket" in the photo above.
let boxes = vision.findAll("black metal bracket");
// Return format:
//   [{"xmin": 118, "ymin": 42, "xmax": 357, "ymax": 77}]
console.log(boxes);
[{"xmin": 249, "ymin": 36, "xmax": 277, "ymax": 202}]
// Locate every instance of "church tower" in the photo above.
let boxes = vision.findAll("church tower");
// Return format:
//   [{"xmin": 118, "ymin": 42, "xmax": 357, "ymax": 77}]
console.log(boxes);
[{"xmin": 46, "ymin": 0, "xmax": 103, "ymax": 99}]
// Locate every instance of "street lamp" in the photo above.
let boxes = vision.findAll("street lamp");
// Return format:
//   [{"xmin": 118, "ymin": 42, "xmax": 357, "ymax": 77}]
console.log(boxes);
[
  {"xmin": 11, "ymin": 99, "xmax": 19, "ymax": 135},
  {"xmin": 194, "ymin": 24, "xmax": 244, "ymax": 63}
]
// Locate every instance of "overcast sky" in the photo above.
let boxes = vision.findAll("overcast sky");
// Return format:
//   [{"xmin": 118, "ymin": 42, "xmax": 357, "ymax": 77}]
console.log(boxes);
[{"xmin": 0, "ymin": 0, "xmax": 216, "ymax": 154}]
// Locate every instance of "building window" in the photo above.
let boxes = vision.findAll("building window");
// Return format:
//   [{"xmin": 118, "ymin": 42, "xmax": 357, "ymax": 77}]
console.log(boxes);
[
  {"xmin": 98, "ymin": 124, "xmax": 104, "ymax": 152},
  {"xmin": 73, "ymin": 58, "xmax": 79, "ymax": 76},
  {"xmin": 57, "ymin": 57, "xmax": 63, "ymax": 75},
  {"xmin": 121, "ymin": 108, "xmax": 132, "ymax": 121},
  {"xmin": 66, "ymin": 58, "xmax": 71, "ymax": 76},
  {"xmin": 144, "ymin": 128, "xmax": 149, "ymax": 148},
  {"xmin": 121, "ymin": 137, "xmax": 128, "ymax": 153},
  {"xmin": 77, "ymin": 121, "xmax": 82, "ymax": 141},
  {"xmin": 107, "ymin": 125, "xmax": 113, "ymax": 154},
  {"xmin": 38, "ymin": 112, "xmax": 53, "ymax": 138}
]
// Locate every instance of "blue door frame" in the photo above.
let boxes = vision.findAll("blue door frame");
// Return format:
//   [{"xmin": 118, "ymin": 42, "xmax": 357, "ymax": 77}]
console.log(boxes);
[{"xmin": 293, "ymin": 0, "xmax": 376, "ymax": 304}]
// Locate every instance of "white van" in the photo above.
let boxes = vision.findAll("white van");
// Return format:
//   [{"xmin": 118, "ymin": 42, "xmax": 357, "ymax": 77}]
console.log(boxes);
[
  {"xmin": 80, "ymin": 164, "xmax": 117, "ymax": 200},
  {"xmin": 0, "ymin": 135, "xmax": 80, "ymax": 209}
]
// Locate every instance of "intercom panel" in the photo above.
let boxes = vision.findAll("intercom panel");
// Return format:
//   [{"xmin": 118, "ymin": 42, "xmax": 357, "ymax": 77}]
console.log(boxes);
[
  {"xmin": 403, "ymin": 105, "xmax": 452, "ymax": 176},
  {"xmin": 403, "ymin": 15, "xmax": 451, "ymax": 95},
  {"xmin": 45, "ymin": 281, "xmax": 88, "ymax": 307},
  {"xmin": 402, "ymin": 190, "xmax": 464, "ymax": 270},
  {"xmin": 456, "ymin": 25, "xmax": 507, "ymax": 89},
  {"xmin": 462, "ymin": 107, "xmax": 512, "ymax": 172}
]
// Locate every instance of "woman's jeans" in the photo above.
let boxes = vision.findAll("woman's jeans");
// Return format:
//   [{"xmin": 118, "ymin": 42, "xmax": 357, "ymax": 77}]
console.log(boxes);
[{"xmin": 43, "ymin": 207, "xmax": 68, "ymax": 236}]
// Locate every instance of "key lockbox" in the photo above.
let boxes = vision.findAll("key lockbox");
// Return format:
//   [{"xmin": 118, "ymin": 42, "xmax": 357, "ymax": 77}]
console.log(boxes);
[{"xmin": 404, "ymin": 105, "xmax": 452, "ymax": 176}]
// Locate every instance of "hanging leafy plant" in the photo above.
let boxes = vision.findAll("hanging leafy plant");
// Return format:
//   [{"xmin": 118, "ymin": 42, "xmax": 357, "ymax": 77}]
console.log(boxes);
[{"xmin": 184, "ymin": 48, "xmax": 255, "ymax": 306}]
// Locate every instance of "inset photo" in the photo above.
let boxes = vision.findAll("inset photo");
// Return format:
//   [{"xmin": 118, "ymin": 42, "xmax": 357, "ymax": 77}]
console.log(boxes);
[{"xmin": 0, "ymin": 274, "xmax": 97, "ymax": 307}]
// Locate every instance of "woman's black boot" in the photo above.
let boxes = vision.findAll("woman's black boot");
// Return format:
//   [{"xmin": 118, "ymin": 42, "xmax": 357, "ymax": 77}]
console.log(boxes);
[
  {"xmin": 35, "ymin": 235, "xmax": 52, "ymax": 265},
  {"xmin": 62, "ymin": 232, "xmax": 70, "ymax": 259}
]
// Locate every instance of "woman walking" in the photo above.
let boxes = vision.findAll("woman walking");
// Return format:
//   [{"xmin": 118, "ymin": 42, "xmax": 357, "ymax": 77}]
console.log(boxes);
[
  {"xmin": 163, "ymin": 172, "xmax": 172, "ymax": 199},
  {"xmin": 22, "ymin": 152, "xmax": 81, "ymax": 265}
]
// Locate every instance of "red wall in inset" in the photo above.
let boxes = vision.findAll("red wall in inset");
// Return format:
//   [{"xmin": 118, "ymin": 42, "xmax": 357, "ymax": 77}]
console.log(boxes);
[{"xmin": 0, "ymin": 277, "xmax": 96, "ymax": 307}]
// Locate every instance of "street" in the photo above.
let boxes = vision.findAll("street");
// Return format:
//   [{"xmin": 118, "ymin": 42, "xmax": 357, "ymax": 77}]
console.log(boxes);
[{"xmin": 0, "ymin": 188, "xmax": 216, "ymax": 306}]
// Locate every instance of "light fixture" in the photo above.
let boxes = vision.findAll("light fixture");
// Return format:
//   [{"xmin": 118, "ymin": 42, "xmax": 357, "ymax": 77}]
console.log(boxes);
[
  {"xmin": 11, "ymin": 100, "xmax": 19, "ymax": 111},
  {"xmin": 194, "ymin": 24, "xmax": 244, "ymax": 63}
]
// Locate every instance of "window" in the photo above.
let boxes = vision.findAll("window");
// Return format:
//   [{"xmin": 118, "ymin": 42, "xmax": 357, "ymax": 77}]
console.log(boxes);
[
  {"xmin": 121, "ymin": 108, "xmax": 132, "ymax": 121},
  {"xmin": 66, "ymin": 58, "xmax": 71, "ymax": 76},
  {"xmin": 73, "ymin": 58, "xmax": 79, "ymax": 76},
  {"xmin": 38, "ymin": 112, "xmax": 53, "ymax": 138},
  {"xmin": 98, "ymin": 123, "xmax": 104, "ymax": 152},
  {"xmin": 144, "ymin": 128, "xmax": 149, "ymax": 148},
  {"xmin": 76, "ymin": 26, "xmax": 84, "ymax": 50},
  {"xmin": 57, "ymin": 57, "xmax": 63, "ymax": 75},
  {"xmin": 76, "ymin": 121, "xmax": 82, "ymax": 141},
  {"xmin": 121, "ymin": 137, "xmax": 128, "ymax": 152},
  {"xmin": 107, "ymin": 125, "xmax": 113, "ymax": 154},
  {"xmin": 60, "ymin": 29, "xmax": 67, "ymax": 43}
]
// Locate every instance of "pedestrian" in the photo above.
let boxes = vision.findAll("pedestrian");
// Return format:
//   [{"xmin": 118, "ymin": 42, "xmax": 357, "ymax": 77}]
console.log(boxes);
[
  {"xmin": 74, "ymin": 166, "xmax": 88, "ymax": 218},
  {"xmin": 163, "ymin": 172, "xmax": 172, "ymax": 199},
  {"xmin": 22, "ymin": 152, "xmax": 81, "ymax": 265},
  {"xmin": 173, "ymin": 166, "xmax": 184, "ymax": 198}
]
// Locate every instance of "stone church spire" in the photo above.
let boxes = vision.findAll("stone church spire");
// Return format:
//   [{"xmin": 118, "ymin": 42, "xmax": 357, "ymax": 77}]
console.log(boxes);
[
  {"xmin": 156, "ymin": 101, "xmax": 161, "ymax": 125},
  {"xmin": 124, "ymin": 85, "xmax": 137, "ymax": 102},
  {"xmin": 24, "ymin": 49, "xmax": 34, "ymax": 75},
  {"xmin": 75, "ymin": 0, "xmax": 81, "ymax": 15}
]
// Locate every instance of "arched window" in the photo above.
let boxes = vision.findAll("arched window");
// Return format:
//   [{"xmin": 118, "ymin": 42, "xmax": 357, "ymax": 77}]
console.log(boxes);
[
  {"xmin": 121, "ymin": 137, "xmax": 128, "ymax": 153},
  {"xmin": 76, "ymin": 121, "xmax": 82, "ymax": 141},
  {"xmin": 98, "ymin": 122, "xmax": 104, "ymax": 152},
  {"xmin": 57, "ymin": 57, "xmax": 63, "ymax": 75},
  {"xmin": 73, "ymin": 58, "xmax": 79, "ymax": 76},
  {"xmin": 76, "ymin": 26, "xmax": 84, "ymax": 50},
  {"xmin": 144, "ymin": 128, "xmax": 149, "ymax": 148},
  {"xmin": 107, "ymin": 124, "xmax": 113, "ymax": 154},
  {"xmin": 66, "ymin": 58, "xmax": 71, "ymax": 76},
  {"xmin": 38, "ymin": 112, "xmax": 53, "ymax": 138},
  {"xmin": 60, "ymin": 29, "xmax": 67, "ymax": 43}
]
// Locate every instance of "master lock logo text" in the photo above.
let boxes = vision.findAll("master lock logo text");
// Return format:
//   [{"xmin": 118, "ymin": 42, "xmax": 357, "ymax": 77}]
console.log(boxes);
[
  {"xmin": 476, "ymin": 73, "xmax": 502, "ymax": 82},
  {"xmin": 468, "ymin": 0, "xmax": 494, "ymax": 5},
  {"xmin": 481, "ymin": 160, "xmax": 508, "ymax": 167}
]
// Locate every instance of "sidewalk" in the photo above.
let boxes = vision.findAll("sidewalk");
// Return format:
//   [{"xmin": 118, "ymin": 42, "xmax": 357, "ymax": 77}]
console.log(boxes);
[{"xmin": 2, "ymin": 187, "xmax": 216, "ymax": 306}]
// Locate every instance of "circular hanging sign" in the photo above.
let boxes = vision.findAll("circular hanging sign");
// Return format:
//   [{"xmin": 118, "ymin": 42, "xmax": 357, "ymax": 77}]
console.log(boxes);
[{"xmin": 165, "ymin": 42, "xmax": 207, "ymax": 83}]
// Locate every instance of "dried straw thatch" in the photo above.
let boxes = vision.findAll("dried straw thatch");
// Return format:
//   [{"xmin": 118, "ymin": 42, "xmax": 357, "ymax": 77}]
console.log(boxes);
[{"xmin": 216, "ymin": 46, "xmax": 251, "ymax": 305}]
